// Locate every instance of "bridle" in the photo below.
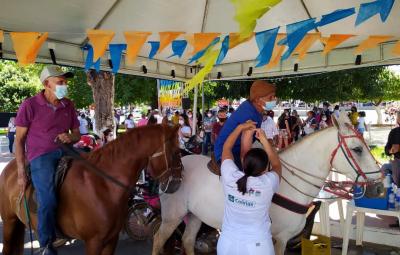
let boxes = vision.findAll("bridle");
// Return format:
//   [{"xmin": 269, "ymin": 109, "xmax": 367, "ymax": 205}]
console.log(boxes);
[
  {"xmin": 147, "ymin": 133, "xmax": 183, "ymax": 193},
  {"xmin": 280, "ymin": 126, "xmax": 383, "ymax": 200}
]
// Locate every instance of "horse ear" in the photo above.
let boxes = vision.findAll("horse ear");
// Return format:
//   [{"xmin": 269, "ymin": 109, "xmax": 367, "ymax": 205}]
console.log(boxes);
[
  {"xmin": 335, "ymin": 111, "xmax": 352, "ymax": 132},
  {"xmin": 161, "ymin": 116, "xmax": 168, "ymax": 126},
  {"xmin": 173, "ymin": 124, "xmax": 180, "ymax": 134},
  {"xmin": 332, "ymin": 113, "xmax": 340, "ymax": 129}
]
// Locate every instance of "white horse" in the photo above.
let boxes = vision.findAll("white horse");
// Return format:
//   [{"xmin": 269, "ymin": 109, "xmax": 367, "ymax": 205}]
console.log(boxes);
[{"xmin": 152, "ymin": 113, "xmax": 383, "ymax": 255}]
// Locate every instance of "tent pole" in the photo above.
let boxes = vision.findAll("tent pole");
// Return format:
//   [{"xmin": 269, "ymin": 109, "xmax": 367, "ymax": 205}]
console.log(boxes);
[
  {"xmin": 201, "ymin": 82, "xmax": 205, "ymax": 115},
  {"xmin": 157, "ymin": 79, "xmax": 161, "ymax": 112},
  {"xmin": 192, "ymin": 84, "xmax": 198, "ymax": 135}
]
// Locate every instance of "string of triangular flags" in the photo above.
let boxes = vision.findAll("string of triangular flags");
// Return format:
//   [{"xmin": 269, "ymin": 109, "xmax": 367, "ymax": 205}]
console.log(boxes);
[{"xmin": 1, "ymin": 0, "xmax": 398, "ymax": 92}]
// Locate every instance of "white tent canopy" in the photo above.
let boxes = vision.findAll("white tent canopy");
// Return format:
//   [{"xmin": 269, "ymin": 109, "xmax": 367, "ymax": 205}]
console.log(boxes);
[{"xmin": 1, "ymin": 0, "xmax": 400, "ymax": 81}]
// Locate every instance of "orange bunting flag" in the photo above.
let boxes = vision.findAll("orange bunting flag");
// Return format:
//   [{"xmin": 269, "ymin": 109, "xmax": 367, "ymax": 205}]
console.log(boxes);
[
  {"xmin": 393, "ymin": 41, "xmax": 400, "ymax": 56},
  {"xmin": 124, "ymin": 31, "xmax": 152, "ymax": 64},
  {"xmin": 229, "ymin": 32, "xmax": 255, "ymax": 49},
  {"xmin": 293, "ymin": 33, "xmax": 321, "ymax": 60},
  {"xmin": 192, "ymin": 33, "xmax": 220, "ymax": 55},
  {"xmin": 0, "ymin": 30, "xmax": 3, "ymax": 43},
  {"xmin": 354, "ymin": 35, "xmax": 393, "ymax": 55},
  {"xmin": 265, "ymin": 33, "xmax": 286, "ymax": 70},
  {"xmin": 322, "ymin": 34, "xmax": 355, "ymax": 55},
  {"xmin": 87, "ymin": 29, "xmax": 115, "ymax": 62},
  {"xmin": 159, "ymin": 31, "xmax": 184, "ymax": 54},
  {"xmin": 10, "ymin": 32, "xmax": 48, "ymax": 66}
]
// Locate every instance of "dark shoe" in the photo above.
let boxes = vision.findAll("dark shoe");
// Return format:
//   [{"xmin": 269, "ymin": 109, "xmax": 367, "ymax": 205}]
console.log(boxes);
[{"xmin": 40, "ymin": 244, "xmax": 58, "ymax": 255}]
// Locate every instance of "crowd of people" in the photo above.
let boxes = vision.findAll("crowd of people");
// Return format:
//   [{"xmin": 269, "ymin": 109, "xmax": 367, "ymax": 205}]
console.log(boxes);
[{"xmin": 4, "ymin": 64, "xmax": 400, "ymax": 255}]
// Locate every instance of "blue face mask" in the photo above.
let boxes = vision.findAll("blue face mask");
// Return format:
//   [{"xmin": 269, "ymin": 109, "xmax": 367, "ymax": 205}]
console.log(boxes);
[
  {"xmin": 54, "ymin": 85, "xmax": 68, "ymax": 99},
  {"xmin": 263, "ymin": 100, "xmax": 276, "ymax": 111}
]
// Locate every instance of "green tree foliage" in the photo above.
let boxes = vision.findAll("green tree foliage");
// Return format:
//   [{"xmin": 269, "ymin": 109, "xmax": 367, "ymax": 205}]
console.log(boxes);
[
  {"xmin": 66, "ymin": 69, "xmax": 158, "ymax": 109},
  {"xmin": 0, "ymin": 60, "xmax": 43, "ymax": 112},
  {"xmin": 114, "ymin": 75, "xmax": 157, "ymax": 107},
  {"xmin": 275, "ymin": 66, "xmax": 389, "ymax": 103},
  {"xmin": 66, "ymin": 68, "xmax": 94, "ymax": 109}
]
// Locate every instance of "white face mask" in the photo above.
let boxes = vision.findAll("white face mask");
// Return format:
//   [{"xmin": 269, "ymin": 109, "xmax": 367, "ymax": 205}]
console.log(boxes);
[
  {"xmin": 207, "ymin": 113, "xmax": 212, "ymax": 118},
  {"xmin": 188, "ymin": 114, "xmax": 193, "ymax": 118},
  {"xmin": 179, "ymin": 120, "xmax": 184, "ymax": 125}
]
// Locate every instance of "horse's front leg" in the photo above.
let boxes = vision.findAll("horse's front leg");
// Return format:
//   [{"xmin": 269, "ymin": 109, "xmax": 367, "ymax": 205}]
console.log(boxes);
[
  {"xmin": 100, "ymin": 235, "xmax": 119, "ymax": 255},
  {"xmin": 182, "ymin": 214, "xmax": 202, "ymax": 255},
  {"xmin": 274, "ymin": 234, "xmax": 289, "ymax": 255},
  {"xmin": 85, "ymin": 238, "xmax": 103, "ymax": 255},
  {"xmin": 152, "ymin": 218, "xmax": 183, "ymax": 255}
]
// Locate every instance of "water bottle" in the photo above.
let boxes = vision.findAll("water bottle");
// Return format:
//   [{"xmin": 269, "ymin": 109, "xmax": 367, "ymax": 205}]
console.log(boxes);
[
  {"xmin": 396, "ymin": 188, "xmax": 400, "ymax": 211},
  {"xmin": 384, "ymin": 173, "xmax": 392, "ymax": 188},
  {"xmin": 388, "ymin": 192, "xmax": 396, "ymax": 210}
]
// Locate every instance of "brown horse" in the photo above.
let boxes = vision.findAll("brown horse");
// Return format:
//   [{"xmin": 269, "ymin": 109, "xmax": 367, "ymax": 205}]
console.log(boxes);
[{"xmin": 0, "ymin": 124, "xmax": 182, "ymax": 255}]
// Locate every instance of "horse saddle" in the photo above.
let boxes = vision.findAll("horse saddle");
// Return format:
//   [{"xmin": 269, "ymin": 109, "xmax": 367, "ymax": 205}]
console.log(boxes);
[
  {"xmin": 207, "ymin": 153, "xmax": 221, "ymax": 176},
  {"xmin": 22, "ymin": 156, "xmax": 73, "ymax": 214}
]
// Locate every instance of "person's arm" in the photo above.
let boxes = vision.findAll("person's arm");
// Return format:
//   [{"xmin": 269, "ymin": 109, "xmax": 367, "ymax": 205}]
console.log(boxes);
[
  {"xmin": 255, "ymin": 129, "xmax": 282, "ymax": 180},
  {"xmin": 285, "ymin": 120, "xmax": 291, "ymax": 138},
  {"xmin": 240, "ymin": 129, "xmax": 254, "ymax": 161},
  {"xmin": 57, "ymin": 128, "xmax": 81, "ymax": 144},
  {"xmin": 390, "ymin": 144, "xmax": 399, "ymax": 154},
  {"xmin": 385, "ymin": 131, "xmax": 393, "ymax": 156},
  {"xmin": 222, "ymin": 121, "xmax": 256, "ymax": 162},
  {"xmin": 15, "ymin": 126, "xmax": 28, "ymax": 192}
]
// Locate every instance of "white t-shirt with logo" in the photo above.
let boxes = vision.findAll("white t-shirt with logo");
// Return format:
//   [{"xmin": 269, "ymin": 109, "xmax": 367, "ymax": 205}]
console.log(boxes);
[{"xmin": 221, "ymin": 159, "xmax": 279, "ymax": 241}]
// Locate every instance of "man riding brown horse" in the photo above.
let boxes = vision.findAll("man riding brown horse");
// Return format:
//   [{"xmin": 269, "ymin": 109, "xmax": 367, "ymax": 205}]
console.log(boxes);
[{"xmin": 15, "ymin": 65, "xmax": 80, "ymax": 255}]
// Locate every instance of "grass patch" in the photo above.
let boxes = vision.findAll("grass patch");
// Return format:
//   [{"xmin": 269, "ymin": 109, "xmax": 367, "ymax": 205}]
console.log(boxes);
[{"xmin": 370, "ymin": 146, "xmax": 390, "ymax": 164}]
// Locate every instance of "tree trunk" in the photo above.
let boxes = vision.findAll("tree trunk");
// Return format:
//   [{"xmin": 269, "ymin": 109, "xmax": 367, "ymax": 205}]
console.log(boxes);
[
  {"xmin": 374, "ymin": 104, "xmax": 383, "ymax": 125},
  {"xmin": 373, "ymin": 99, "xmax": 383, "ymax": 125},
  {"xmin": 86, "ymin": 70, "xmax": 115, "ymax": 135}
]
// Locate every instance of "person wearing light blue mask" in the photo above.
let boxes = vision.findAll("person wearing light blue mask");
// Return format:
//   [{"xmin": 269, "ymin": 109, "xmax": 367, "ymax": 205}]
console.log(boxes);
[
  {"xmin": 214, "ymin": 80, "xmax": 277, "ymax": 169},
  {"xmin": 14, "ymin": 65, "xmax": 80, "ymax": 255}
]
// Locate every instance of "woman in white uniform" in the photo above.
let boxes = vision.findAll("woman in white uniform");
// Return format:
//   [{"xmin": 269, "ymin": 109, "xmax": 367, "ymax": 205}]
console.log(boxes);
[{"xmin": 217, "ymin": 121, "xmax": 282, "ymax": 255}]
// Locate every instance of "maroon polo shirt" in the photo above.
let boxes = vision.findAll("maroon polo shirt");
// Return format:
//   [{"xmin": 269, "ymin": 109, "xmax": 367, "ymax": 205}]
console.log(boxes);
[{"xmin": 15, "ymin": 90, "xmax": 79, "ymax": 162}]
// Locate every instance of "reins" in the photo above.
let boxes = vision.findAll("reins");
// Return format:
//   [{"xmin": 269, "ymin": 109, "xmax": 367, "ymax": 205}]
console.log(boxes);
[
  {"xmin": 56, "ymin": 130, "xmax": 180, "ymax": 193},
  {"xmin": 279, "ymin": 127, "xmax": 383, "ymax": 200}
]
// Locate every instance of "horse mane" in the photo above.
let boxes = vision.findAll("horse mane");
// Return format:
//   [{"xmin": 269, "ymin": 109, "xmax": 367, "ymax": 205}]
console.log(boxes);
[
  {"xmin": 278, "ymin": 126, "xmax": 336, "ymax": 154},
  {"xmin": 86, "ymin": 125, "xmax": 164, "ymax": 163}
]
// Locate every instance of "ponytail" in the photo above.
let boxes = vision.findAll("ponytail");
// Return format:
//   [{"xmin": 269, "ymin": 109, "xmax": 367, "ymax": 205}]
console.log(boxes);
[
  {"xmin": 237, "ymin": 148, "xmax": 269, "ymax": 195},
  {"xmin": 236, "ymin": 175, "xmax": 249, "ymax": 195}
]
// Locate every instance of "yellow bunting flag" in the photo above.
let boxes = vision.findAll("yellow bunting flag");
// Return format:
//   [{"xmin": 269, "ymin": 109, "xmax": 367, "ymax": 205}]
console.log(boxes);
[
  {"xmin": 124, "ymin": 31, "xmax": 152, "ymax": 64},
  {"xmin": 229, "ymin": 32, "xmax": 255, "ymax": 49},
  {"xmin": 230, "ymin": 0, "xmax": 282, "ymax": 41},
  {"xmin": 293, "ymin": 33, "xmax": 321, "ymax": 60},
  {"xmin": 159, "ymin": 31, "xmax": 184, "ymax": 53},
  {"xmin": 393, "ymin": 41, "xmax": 400, "ymax": 56},
  {"xmin": 184, "ymin": 47, "xmax": 220, "ymax": 93},
  {"xmin": 87, "ymin": 29, "xmax": 115, "ymax": 62},
  {"xmin": 192, "ymin": 33, "xmax": 220, "ymax": 55},
  {"xmin": 354, "ymin": 35, "xmax": 393, "ymax": 55},
  {"xmin": 265, "ymin": 33, "xmax": 286, "ymax": 70},
  {"xmin": 10, "ymin": 32, "xmax": 48, "ymax": 66},
  {"xmin": 322, "ymin": 34, "xmax": 355, "ymax": 55},
  {"xmin": 0, "ymin": 30, "xmax": 3, "ymax": 43}
]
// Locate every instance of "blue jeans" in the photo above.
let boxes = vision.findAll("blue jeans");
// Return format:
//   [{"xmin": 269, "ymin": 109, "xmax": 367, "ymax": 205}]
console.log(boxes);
[
  {"xmin": 30, "ymin": 149, "xmax": 63, "ymax": 249},
  {"xmin": 7, "ymin": 132, "xmax": 15, "ymax": 153},
  {"xmin": 202, "ymin": 132, "xmax": 213, "ymax": 155}
]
